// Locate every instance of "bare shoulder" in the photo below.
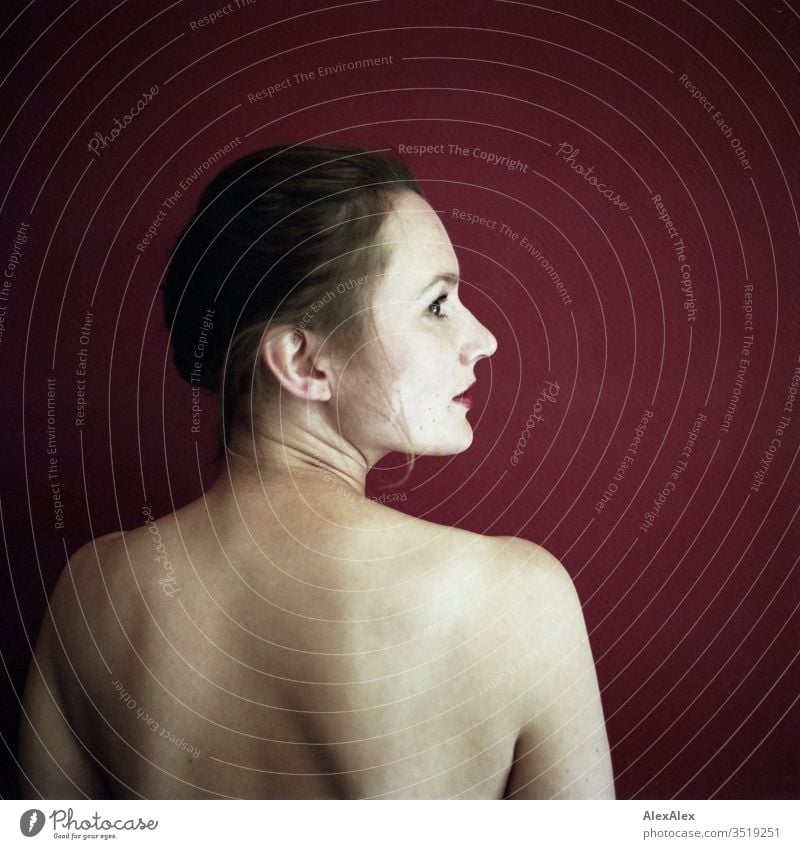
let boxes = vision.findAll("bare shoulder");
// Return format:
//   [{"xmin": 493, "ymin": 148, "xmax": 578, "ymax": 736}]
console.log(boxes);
[
  {"xmin": 45, "ymin": 530, "xmax": 125, "ymax": 632},
  {"xmin": 495, "ymin": 537, "xmax": 594, "ymax": 676},
  {"xmin": 67, "ymin": 512, "xmax": 185, "ymax": 591},
  {"xmin": 489, "ymin": 535, "xmax": 571, "ymax": 578},
  {"xmin": 29, "ymin": 530, "xmax": 136, "ymax": 700},
  {"xmin": 26, "ymin": 530, "xmax": 125, "ymax": 696},
  {"xmin": 396, "ymin": 525, "xmax": 578, "ymax": 633},
  {"xmin": 486, "ymin": 536, "xmax": 580, "ymax": 616},
  {"xmin": 484, "ymin": 538, "xmax": 615, "ymax": 799},
  {"xmin": 19, "ymin": 530, "xmax": 127, "ymax": 798},
  {"xmin": 44, "ymin": 521, "xmax": 176, "ymax": 660}
]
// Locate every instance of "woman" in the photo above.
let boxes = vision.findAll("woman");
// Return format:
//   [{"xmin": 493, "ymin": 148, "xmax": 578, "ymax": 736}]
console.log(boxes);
[{"xmin": 19, "ymin": 144, "xmax": 615, "ymax": 799}]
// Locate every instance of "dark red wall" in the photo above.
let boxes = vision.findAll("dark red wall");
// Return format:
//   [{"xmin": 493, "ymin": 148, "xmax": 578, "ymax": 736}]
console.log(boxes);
[{"xmin": 1, "ymin": 0, "xmax": 798, "ymax": 798}]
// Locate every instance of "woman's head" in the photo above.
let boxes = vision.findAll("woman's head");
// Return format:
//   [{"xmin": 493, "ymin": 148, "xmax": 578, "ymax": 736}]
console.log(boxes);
[
  {"xmin": 163, "ymin": 143, "xmax": 496, "ymax": 466},
  {"xmin": 334, "ymin": 190, "xmax": 497, "ymax": 459}
]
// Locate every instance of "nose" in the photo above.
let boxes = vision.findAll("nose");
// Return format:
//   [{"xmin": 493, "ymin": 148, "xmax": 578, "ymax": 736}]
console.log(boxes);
[{"xmin": 460, "ymin": 308, "xmax": 498, "ymax": 365}]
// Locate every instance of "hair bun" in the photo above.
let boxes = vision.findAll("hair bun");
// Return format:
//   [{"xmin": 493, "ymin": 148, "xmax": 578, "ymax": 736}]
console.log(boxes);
[
  {"xmin": 168, "ymin": 298, "xmax": 224, "ymax": 391},
  {"xmin": 161, "ymin": 143, "xmax": 421, "ymax": 454}
]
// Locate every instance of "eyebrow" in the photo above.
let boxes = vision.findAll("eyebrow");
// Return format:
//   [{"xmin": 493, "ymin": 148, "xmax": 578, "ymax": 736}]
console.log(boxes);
[{"xmin": 416, "ymin": 273, "xmax": 459, "ymax": 298}]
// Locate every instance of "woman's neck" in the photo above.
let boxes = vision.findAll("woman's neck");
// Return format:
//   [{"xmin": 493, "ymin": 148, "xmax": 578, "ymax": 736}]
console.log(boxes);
[{"xmin": 222, "ymin": 426, "xmax": 370, "ymax": 498}]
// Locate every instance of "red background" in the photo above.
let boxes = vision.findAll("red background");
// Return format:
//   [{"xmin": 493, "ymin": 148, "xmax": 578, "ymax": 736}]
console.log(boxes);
[{"xmin": 1, "ymin": 0, "xmax": 798, "ymax": 799}]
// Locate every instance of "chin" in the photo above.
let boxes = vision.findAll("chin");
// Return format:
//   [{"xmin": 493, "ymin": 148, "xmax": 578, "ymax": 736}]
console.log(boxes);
[{"xmin": 414, "ymin": 425, "xmax": 474, "ymax": 457}]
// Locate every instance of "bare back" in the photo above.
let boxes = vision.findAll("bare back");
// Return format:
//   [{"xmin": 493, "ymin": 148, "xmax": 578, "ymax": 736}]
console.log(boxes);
[{"xmin": 20, "ymin": 485, "xmax": 614, "ymax": 799}]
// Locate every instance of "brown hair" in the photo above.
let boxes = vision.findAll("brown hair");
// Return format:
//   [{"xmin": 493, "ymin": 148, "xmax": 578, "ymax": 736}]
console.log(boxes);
[{"xmin": 162, "ymin": 143, "xmax": 423, "ymax": 459}]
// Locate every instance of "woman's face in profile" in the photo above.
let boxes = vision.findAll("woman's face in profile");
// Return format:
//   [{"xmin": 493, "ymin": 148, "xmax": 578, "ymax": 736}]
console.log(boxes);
[{"xmin": 333, "ymin": 191, "xmax": 497, "ymax": 459}]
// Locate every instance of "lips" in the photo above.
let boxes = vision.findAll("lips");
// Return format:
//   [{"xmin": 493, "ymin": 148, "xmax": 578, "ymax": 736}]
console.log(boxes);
[{"xmin": 453, "ymin": 380, "xmax": 476, "ymax": 409}]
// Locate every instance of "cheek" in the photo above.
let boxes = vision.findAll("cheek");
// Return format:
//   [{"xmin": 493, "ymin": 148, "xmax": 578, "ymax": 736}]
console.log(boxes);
[
  {"xmin": 396, "ymin": 341, "xmax": 453, "ymax": 412},
  {"xmin": 343, "ymin": 332, "xmax": 454, "ymax": 424}
]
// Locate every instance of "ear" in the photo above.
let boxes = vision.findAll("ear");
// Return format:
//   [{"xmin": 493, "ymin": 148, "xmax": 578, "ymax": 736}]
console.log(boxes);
[{"xmin": 259, "ymin": 324, "xmax": 332, "ymax": 402}]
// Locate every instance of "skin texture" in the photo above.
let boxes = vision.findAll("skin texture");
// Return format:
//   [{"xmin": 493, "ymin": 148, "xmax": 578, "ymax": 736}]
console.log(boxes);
[{"xmin": 19, "ymin": 193, "xmax": 615, "ymax": 800}]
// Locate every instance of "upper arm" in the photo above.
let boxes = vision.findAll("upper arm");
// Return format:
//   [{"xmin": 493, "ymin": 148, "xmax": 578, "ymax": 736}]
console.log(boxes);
[
  {"xmin": 498, "ymin": 539, "xmax": 615, "ymax": 800},
  {"xmin": 18, "ymin": 544, "xmax": 111, "ymax": 799}
]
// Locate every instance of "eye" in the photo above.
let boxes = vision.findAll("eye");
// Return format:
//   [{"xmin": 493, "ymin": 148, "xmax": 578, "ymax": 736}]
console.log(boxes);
[{"xmin": 428, "ymin": 294, "xmax": 448, "ymax": 319}]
